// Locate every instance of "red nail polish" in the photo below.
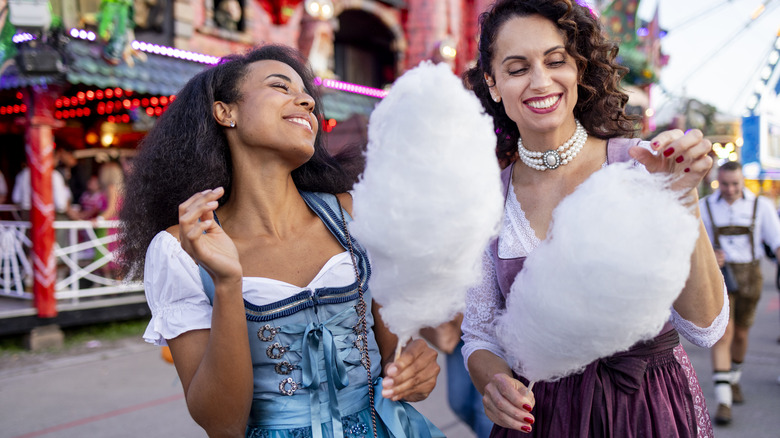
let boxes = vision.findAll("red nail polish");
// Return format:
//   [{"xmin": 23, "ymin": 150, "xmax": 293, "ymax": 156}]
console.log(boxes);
[
  {"xmin": 523, "ymin": 404, "xmax": 533, "ymax": 411},
  {"xmin": 521, "ymin": 425, "xmax": 532, "ymax": 432},
  {"xmin": 675, "ymin": 155, "xmax": 684, "ymax": 163},
  {"xmin": 684, "ymin": 168, "xmax": 690, "ymax": 173},
  {"xmin": 652, "ymin": 141, "xmax": 659, "ymax": 147},
  {"xmin": 663, "ymin": 147, "xmax": 674, "ymax": 157},
  {"xmin": 525, "ymin": 417, "xmax": 535, "ymax": 424}
]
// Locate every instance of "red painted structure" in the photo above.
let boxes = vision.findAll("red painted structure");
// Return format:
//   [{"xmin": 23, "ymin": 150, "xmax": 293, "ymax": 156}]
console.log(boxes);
[{"xmin": 25, "ymin": 86, "xmax": 62, "ymax": 318}]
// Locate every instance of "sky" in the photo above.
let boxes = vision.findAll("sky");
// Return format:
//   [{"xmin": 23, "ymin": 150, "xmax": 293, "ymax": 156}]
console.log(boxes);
[{"xmin": 586, "ymin": 0, "xmax": 780, "ymax": 122}]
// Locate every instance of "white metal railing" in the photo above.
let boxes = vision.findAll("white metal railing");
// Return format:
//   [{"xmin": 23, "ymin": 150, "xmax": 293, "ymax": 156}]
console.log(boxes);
[{"xmin": 0, "ymin": 211, "xmax": 143, "ymax": 305}]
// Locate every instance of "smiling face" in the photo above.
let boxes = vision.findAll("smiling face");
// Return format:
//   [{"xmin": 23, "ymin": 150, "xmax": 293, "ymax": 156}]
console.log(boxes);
[
  {"xmin": 226, "ymin": 60, "xmax": 319, "ymax": 164},
  {"xmin": 718, "ymin": 168, "xmax": 744, "ymax": 204},
  {"xmin": 487, "ymin": 14, "xmax": 579, "ymax": 143}
]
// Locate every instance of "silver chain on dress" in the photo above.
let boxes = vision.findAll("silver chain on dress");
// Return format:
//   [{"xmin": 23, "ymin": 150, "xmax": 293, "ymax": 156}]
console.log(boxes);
[{"xmin": 338, "ymin": 201, "xmax": 378, "ymax": 438}]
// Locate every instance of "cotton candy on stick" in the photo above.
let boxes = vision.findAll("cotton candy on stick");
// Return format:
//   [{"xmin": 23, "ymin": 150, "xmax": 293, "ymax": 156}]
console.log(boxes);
[
  {"xmin": 496, "ymin": 163, "xmax": 699, "ymax": 384},
  {"xmin": 350, "ymin": 62, "xmax": 503, "ymax": 355}
]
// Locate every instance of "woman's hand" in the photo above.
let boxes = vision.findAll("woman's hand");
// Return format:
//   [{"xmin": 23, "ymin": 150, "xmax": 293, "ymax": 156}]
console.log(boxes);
[
  {"xmin": 178, "ymin": 187, "xmax": 242, "ymax": 283},
  {"xmin": 482, "ymin": 373, "xmax": 536, "ymax": 432},
  {"xmin": 380, "ymin": 339, "xmax": 439, "ymax": 402},
  {"xmin": 629, "ymin": 129, "xmax": 713, "ymax": 199}
]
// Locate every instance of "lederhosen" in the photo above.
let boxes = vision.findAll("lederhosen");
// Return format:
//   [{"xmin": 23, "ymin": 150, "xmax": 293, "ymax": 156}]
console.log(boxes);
[{"xmin": 704, "ymin": 194, "xmax": 763, "ymax": 327}]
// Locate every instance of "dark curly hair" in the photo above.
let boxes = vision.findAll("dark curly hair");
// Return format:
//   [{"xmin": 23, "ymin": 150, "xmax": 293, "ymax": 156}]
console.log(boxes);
[
  {"xmin": 464, "ymin": 0, "xmax": 639, "ymax": 164},
  {"xmin": 118, "ymin": 44, "xmax": 352, "ymax": 280}
]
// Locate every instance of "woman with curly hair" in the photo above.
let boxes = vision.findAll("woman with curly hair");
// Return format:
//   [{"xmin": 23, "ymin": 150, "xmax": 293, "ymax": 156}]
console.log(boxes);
[
  {"xmin": 119, "ymin": 44, "xmax": 443, "ymax": 437},
  {"xmin": 461, "ymin": 1, "xmax": 726, "ymax": 436}
]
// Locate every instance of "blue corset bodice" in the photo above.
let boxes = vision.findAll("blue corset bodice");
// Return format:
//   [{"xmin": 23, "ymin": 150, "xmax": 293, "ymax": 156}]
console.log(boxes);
[{"xmin": 245, "ymin": 288, "xmax": 383, "ymax": 434}]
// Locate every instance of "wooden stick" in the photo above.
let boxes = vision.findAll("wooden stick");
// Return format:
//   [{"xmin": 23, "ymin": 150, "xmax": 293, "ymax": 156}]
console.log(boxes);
[{"xmin": 394, "ymin": 336, "xmax": 409, "ymax": 362}]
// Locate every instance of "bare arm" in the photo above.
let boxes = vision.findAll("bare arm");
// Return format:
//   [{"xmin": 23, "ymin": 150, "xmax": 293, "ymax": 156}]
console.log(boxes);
[
  {"xmin": 630, "ymin": 130, "xmax": 723, "ymax": 327},
  {"xmin": 468, "ymin": 350, "xmax": 535, "ymax": 431},
  {"xmin": 167, "ymin": 187, "xmax": 253, "ymax": 437}
]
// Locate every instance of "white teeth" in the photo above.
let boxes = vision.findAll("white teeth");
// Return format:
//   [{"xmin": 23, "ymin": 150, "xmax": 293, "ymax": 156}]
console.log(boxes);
[
  {"xmin": 527, "ymin": 95, "xmax": 560, "ymax": 109},
  {"xmin": 288, "ymin": 117, "xmax": 311, "ymax": 129}
]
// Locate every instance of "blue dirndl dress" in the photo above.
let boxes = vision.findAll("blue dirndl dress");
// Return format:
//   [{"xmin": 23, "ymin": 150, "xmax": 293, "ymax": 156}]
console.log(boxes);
[{"xmin": 198, "ymin": 191, "xmax": 444, "ymax": 438}]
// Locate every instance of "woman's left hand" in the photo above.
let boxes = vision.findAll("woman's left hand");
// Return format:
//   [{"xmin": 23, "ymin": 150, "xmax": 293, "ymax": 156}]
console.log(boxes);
[
  {"xmin": 380, "ymin": 339, "xmax": 440, "ymax": 402},
  {"xmin": 629, "ymin": 129, "xmax": 713, "ymax": 196}
]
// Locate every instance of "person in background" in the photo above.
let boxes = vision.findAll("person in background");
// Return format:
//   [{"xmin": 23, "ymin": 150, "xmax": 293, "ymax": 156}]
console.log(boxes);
[
  {"xmin": 12, "ymin": 163, "xmax": 72, "ymax": 221},
  {"xmin": 461, "ymin": 1, "xmax": 725, "ymax": 436},
  {"xmin": 68, "ymin": 175, "xmax": 107, "ymax": 220},
  {"xmin": 421, "ymin": 316, "xmax": 493, "ymax": 438},
  {"xmin": 699, "ymin": 160, "xmax": 780, "ymax": 425}
]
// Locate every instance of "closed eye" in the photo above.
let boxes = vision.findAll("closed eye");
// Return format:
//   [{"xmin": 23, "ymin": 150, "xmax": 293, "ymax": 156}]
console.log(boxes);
[{"xmin": 271, "ymin": 82, "xmax": 290, "ymax": 92}]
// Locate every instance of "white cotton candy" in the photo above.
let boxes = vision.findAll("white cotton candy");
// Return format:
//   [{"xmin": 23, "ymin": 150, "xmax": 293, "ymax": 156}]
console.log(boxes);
[
  {"xmin": 350, "ymin": 62, "xmax": 503, "ymax": 343},
  {"xmin": 496, "ymin": 163, "xmax": 699, "ymax": 382}
]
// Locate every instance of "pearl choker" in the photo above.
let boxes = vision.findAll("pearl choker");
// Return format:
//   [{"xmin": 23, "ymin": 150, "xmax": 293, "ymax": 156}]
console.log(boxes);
[{"xmin": 516, "ymin": 120, "xmax": 588, "ymax": 171}]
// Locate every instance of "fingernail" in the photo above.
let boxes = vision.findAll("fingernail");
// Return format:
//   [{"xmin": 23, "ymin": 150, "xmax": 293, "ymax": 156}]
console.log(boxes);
[
  {"xmin": 523, "ymin": 404, "xmax": 533, "ymax": 411},
  {"xmin": 675, "ymin": 155, "xmax": 684, "ymax": 163},
  {"xmin": 521, "ymin": 425, "xmax": 532, "ymax": 432},
  {"xmin": 387, "ymin": 365, "xmax": 397, "ymax": 376},
  {"xmin": 663, "ymin": 147, "xmax": 674, "ymax": 157},
  {"xmin": 525, "ymin": 417, "xmax": 535, "ymax": 424},
  {"xmin": 381, "ymin": 389, "xmax": 393, "ymax": 397},
  {"xmin": 383, "ymin": 378, "xmax": 394, "ymax": 387},
  {"xmin": 684, "ymin": 168, "xmax": 690, "ymax": 173},
  {"xmin": 652, "ymin": 141, "xmax": 659, "ymax": 147}
]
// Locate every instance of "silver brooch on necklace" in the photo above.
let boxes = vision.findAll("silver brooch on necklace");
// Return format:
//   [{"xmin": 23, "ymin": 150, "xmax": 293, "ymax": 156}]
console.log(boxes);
[{"xmin": 517, "ymin": 119, "xmax": 588, "ymax": 171}]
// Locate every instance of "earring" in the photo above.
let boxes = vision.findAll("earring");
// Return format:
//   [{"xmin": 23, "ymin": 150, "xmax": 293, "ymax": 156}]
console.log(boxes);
[{"xmin": 229, "ymin": 120, "xmax": 236, "ymax": 128}]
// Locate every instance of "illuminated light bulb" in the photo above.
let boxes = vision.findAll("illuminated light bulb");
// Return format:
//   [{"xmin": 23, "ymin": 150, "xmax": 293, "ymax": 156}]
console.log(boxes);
[
  {"xmin": 751, "ymin": 4, "xmax": 765, "ymax": 20},
  {"xmin": 645, "ymin": 108, "xmax": 655, "ymax": 117},
  {"xmin": 769, "ymin": 51, "xmax": 779, "ymax": 66},
  {"xmin": 101, "ymin": 133, "xmax": 114, "ymax": 147},
  {"xmin": 438, "ymin": 38, "xmax": 458, "ymax": 60},
  {"xmin": 321, "ymin": 4, "xmax": 333, "ymax": 19},
  {"xmin": 736, "ymin": 137, "xmax": 744, "ymax": 147}
]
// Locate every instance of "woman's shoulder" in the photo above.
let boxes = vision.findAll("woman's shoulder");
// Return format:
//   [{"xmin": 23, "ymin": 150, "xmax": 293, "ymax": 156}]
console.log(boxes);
[
  {"xmin": 145, "ymin": 228, "xmax": 194, "ymax": 272},
  {"xmin": 335, "ymin": 192, "xmax": 353, "ymax": 215}
]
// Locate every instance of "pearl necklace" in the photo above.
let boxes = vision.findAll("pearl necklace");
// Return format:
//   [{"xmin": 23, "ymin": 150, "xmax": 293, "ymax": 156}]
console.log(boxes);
[{"xmin": 516, "ymin": 120, "xmax": 588, "ymax": 171}]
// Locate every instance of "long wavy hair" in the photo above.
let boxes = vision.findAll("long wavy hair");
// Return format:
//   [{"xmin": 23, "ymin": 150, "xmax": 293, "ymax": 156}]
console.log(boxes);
[
  {"xmin": 464, "ymin": 0, "xmax": 639, "ymax": 164},
  {"xmin": 119, "ymin": 44, "xmax": 352, "ymax": 280}
]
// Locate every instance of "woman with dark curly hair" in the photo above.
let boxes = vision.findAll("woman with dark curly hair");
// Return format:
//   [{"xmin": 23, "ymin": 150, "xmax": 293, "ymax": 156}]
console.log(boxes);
[
  {"xmin": 120, "ymin": 44, "xmax": 443, "ymax": 437},
  {"xmin": 461, "ymin": 1, "xmax": 726, "ymax": 437}
]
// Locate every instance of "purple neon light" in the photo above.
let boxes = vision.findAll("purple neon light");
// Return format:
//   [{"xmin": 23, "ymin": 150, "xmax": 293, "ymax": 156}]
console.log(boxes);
[
  {"xmin": 66, "ymin": 28, "xmax": 384, "ymax": 97},
  {"xmin": 12, "ymin": 33, "xmax": 36, "ymax": 43},
  {"xmin": 315, "ymin": 77, "xmax": 388, "ymax": 98}
]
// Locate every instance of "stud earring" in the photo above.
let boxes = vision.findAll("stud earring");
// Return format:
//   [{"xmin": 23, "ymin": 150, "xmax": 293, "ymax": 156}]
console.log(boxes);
[{"xmin": 229, "ymin": 120, "xmax": 236, "ymax": 128}]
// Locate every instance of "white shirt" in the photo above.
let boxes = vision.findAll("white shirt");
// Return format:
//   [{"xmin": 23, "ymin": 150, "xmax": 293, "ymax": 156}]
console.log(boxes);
[
  {"xmin": 700, "ymin": 189, "xmax": 780, "ymax": 263},
  {"xmin": 462, "ymin": 177, "xmax": 729, "ymax": 369},
  {"xmin": 11, "ymin": 167, "xmax": 71, "ymax": 213},
  {"xmin": 142, "ymin": 231, "xmax": 356, "ymax": 346}
]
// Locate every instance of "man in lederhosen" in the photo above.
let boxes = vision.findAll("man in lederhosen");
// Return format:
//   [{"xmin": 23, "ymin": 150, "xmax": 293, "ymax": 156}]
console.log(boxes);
[{"xmin": 700, "ymin": 160, "xmax": 780, "ymax": 425}]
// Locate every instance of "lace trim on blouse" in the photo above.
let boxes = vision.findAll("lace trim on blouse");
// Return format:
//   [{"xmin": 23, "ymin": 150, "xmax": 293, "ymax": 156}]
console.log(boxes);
[{"xmin": 462, "ymin": 164, "xmax": 728, "ymax": 368}]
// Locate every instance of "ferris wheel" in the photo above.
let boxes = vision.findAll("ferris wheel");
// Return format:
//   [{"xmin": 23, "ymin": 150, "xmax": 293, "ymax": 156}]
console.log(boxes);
[{"xmin": 741, "ymin": 28, "xmax": 780, "ymax": 178}]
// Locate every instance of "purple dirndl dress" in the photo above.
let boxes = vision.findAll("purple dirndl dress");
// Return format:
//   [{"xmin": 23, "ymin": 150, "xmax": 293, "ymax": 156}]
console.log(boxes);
[{"xmin": 489, "ymin": 139, "xmax": 713, "ymax": 438}]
